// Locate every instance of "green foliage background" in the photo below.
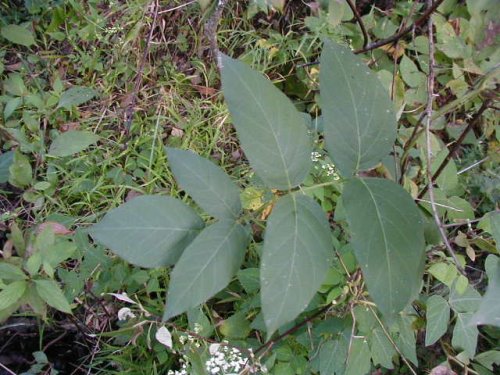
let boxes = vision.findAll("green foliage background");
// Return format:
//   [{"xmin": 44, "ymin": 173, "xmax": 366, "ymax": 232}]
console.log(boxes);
[{"xmin": 0, "ymin": 0, "xmax": 499, "ymax": 374}]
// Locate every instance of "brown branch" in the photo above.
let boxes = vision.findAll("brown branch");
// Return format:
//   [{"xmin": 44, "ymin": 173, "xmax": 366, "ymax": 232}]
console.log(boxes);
[
  {"xmin": 353, "ymin": 0, "xmax": 445, "ymax": 54},
  {"xmin": 399, "ymin": 111, "xmax": 427, "ymax": 184},
  {"xmin": 422, "ymin": 0, "xmax": 465, "ymax": 276},
  {"xmin": 418, "ymin": 100, "xmax": 491, "ymax": 199},
  {"xmin": 345, "ymin": 0, "xmax": 369, "ymax": 49},
  {"xmin": 254, "ymin": 304, "xmax": 332, "ymax": 356},
  {"xmin": 205, "ymin": 0, "xmax": 229, "ymax": 70}
]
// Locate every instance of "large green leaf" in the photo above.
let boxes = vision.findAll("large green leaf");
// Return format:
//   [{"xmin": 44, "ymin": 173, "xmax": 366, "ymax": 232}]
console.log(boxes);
[
  {"xmin": 425, "ymin": 295, "xmax": 450, "ymax": 346},
  {"xmin": 49, "ymin": 130, "xmax": 100, "ymax": 157},
  {"xmin": 166, "ymin": 148, "xmax": 242, "ymax": 220},
  {"xmin": 449, "ymin": 284, "xmax": 481, "ymax": 313},
  {"xmin": 220, "ymin": 54, "xmax": 311, "ymax": 190},
  {"xmin": 342, "ymin": 178, "xmax": 425, "ymax": 317},
  {"xmin": 319, "ymin": 40, "xmax": 396, "ymax": 176},
  {"xmin": 470, "ymin": 255, "xmax": 500, "ymax": 327},
  {"xmin": 261, "ymin": 194, "xmax": 332, "ymax": 336},
  {"xmin": 89, "ymin": 196, "xmax": 204, "ymax": 268},
  {"xmin": 163, "ymin": 221, "xmax": 250, "ymax": 319},
  {"xmin": 474, "ymin": 350, "xmax": 500, "ymax": 371}
]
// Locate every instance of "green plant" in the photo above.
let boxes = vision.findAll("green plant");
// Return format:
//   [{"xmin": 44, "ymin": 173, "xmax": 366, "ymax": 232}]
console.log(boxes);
[
  {"xmin": 85, "ymin": 37, "xmax": 500, "ymax": 373},
  {"xmin": 0, "ymin": 222, "xmax": 74, "ymax": 322},
  {"xmin": 1, "ymin": 0, "xmax": 499, "ymax": 373}
]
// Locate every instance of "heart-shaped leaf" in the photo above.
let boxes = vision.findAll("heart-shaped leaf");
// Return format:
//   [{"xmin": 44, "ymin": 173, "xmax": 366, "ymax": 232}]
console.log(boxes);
[
  {"xmin": 370, "ymin": 327, "xmax": 396, "ymax": 369},
  {"xmin": 452, "ymin": 312, "xmax": 478, "ymax": 357},
  {"xmin": 425, "ymin": 295, "xmax": 450, "ymax": 346},
  {"xmin": 319, "ymin": 338, "xmax": 348, "ymax": 374}
]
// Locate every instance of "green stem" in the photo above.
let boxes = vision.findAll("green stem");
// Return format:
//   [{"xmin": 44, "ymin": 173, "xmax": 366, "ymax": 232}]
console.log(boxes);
[{"xmin": 294, "ymin": 181, "xmax": 336, "ymax": 193}]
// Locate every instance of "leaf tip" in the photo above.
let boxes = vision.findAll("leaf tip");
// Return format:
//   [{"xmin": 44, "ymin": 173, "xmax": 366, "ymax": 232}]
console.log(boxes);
[{"xmin": 162, "ymin": 306, "xmax": 178, "ymax": 322}]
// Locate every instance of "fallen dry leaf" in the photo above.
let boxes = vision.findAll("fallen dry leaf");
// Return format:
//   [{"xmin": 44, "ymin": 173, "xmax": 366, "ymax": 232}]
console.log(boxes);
[{"xmin": 37, "ymin": 221, "xmax": 73, "ymax": 235}]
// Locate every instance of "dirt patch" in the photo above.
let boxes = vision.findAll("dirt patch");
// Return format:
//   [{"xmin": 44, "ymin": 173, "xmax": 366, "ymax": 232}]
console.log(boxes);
[{"xmin": 0, "ymin": 316, "xmax": 94, "ymax": 374}]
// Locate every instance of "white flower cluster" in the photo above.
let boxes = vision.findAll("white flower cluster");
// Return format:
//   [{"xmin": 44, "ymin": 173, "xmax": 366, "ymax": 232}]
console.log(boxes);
[
  {"xmin": 321, "ymin": 163, "xmax": 338, "ymax": 178},
  {"xmin": 310, "ymin": 151, "xmax": 322, "ymax": 162},
  {"xmin": 167, "ymin": 362, "xmax": 188, "ymax": 375},
  {"xmin": 205, "ymin": 345, "xmax": 248, "ymax": 374},
  {"xmin": 166, "ymin": 324, "xmax": 267, "ymax": 375},
  {"xmin": 311, "ymin": 152, "xmax": 340, "ymax": 180}
]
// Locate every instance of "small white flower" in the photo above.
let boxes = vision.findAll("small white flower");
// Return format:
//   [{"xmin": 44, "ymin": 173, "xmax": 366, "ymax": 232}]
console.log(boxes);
[{"xmin": 311, "ymin": 151, "xmax": 322, "ymax": 162}]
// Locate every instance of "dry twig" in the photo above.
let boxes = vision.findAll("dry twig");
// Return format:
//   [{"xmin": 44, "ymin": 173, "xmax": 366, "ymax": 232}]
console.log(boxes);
[
  {"xmin": 0, "ymin": 363, "xmax": 16, "ymax": 375},
  {"xmin": 418, "ymin": 100, "xmax": 492, "ymax": 199},
  {"xmin": 423, "ymin": 0, "xmax": 465, "ymax": 275}
]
